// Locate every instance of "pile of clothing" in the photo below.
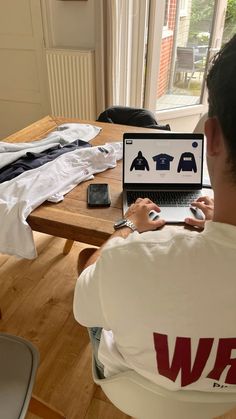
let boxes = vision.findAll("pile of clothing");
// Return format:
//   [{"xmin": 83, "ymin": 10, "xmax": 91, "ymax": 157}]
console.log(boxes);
[{"xmin": 0, "ymin": 124, "xmax": 122, "ymax": 259}]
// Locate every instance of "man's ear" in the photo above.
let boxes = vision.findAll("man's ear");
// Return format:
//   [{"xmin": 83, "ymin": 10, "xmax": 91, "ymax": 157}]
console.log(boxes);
[{"xmin": 205, "ymin": 117, "xmax": 223, "ymax": 157}]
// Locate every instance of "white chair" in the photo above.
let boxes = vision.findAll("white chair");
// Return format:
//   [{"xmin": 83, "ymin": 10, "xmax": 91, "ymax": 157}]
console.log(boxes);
[
  {"xmin": 92, "ymin": 357, "xmax": 236, "ymax": 419},
  {"xmin": 0, "ymin": 332, "xmax": 66, "ymax": 419},
  {"xmin": 194, "ymin": 112, "xmax": 208, "ymax": 134}
]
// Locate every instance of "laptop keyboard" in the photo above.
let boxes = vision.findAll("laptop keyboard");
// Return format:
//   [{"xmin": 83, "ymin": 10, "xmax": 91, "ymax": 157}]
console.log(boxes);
[{"xmin": 127, "ymin": 190, "xmax": 201, "ymax": 207}]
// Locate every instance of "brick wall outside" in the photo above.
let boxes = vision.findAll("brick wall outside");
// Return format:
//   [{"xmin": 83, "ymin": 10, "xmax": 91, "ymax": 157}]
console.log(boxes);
[
  {"xmin": 169, "ymin": 0, "xmax": 177, "ymax": 32},
  {"xmin": 157, "ymin": 0, "xmax": 177, "ymax": 98}
]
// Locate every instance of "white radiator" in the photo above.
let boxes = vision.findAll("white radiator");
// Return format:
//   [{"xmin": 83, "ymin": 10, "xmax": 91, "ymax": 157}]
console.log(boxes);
[{"xmin": 46, "ymin": 49, "xmax": 96, "ymax": 119}]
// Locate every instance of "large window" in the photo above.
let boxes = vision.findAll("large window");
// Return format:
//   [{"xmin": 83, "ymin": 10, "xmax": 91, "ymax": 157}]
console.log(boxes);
[{"xmin": 145, "ymin": 0, "xmax": 229, "ymax": 116}]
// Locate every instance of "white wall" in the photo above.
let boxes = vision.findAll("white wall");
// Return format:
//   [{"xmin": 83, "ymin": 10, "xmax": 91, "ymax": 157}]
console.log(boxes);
[
  {"xmin": 44, "ymin": 0, "xmax": 95, "ymax": 49},
  {"xmin": 158, "ymin": 114, "xmax": 201, "ymax": 132}
]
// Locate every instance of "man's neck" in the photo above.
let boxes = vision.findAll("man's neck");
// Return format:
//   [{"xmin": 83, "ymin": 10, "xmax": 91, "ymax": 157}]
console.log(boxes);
[{"xmin": 213, "ymin": 183, "xmax": 236, "ymax": 226}]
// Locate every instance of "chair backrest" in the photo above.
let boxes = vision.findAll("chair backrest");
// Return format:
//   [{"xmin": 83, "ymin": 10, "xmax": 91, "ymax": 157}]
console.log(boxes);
[
  {"xmin": 97, "ymin": 106, "xmax": 171, "ymax": 131},
  {"xmin": 92, "ymin": 358, "xmax": 236, "ymax": 419},
  {"xmin": 194, "ymin": 112, "xmax": 208, "ymax": 134},
  {"xmin": 176, "ymin": 47, "xmax": 195, "ymax": 72},
  {"xmin": 0, "ymin": 332, "xmax": 39, "ymax": 419}
]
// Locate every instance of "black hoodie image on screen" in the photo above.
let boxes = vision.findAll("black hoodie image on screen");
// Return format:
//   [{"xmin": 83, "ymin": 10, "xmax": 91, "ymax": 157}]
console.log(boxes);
[{"xmin": 130, "ymin": 151, "xmax": 150, "ymax": 171}]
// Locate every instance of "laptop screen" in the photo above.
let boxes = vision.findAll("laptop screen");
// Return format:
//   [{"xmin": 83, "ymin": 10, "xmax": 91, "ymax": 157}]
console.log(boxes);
[{"xmin": 123, "ymin": 133, "xmax": 204, "ymax": 188}]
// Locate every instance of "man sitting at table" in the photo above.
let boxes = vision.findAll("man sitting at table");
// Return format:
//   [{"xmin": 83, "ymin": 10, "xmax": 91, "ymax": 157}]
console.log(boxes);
[{"xmin": 73, "ymin": 35, "xmax": 236, "ymax": 392}]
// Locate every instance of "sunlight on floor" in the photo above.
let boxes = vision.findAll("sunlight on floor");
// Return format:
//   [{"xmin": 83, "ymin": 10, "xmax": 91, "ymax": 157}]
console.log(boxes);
[{"xmin": 156, "ymin": 76, "xmax": 203, "ymax": 111}]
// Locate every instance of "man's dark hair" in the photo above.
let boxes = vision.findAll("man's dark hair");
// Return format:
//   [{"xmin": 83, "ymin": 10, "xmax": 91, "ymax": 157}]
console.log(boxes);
[{"xmin": 207, "ymin": 34, "xmax": 236, "ymax": 180}]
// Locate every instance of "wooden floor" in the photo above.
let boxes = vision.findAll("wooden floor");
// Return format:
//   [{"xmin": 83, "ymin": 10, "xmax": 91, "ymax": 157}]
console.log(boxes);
[{"xmin": 0, "ymin": 232, "xmax": 130, "ymax": 419}]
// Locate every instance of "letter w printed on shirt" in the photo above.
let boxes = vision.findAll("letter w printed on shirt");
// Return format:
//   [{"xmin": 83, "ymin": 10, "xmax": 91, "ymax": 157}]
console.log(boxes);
[{"xmin": 153, "ymin": 333, "xmax": 236, "ymax": 387}]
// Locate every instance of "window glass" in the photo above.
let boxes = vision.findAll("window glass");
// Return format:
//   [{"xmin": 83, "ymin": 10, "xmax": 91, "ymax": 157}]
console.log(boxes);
[{"xmin": 156, "ymin": 0, "xmax": 216, "ymax": 111}]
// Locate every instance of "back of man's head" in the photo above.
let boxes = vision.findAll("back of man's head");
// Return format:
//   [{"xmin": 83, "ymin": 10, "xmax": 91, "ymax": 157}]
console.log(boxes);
[{"xmin": 207, "ymin": 34, "xmax": 236, "ymax": 181}]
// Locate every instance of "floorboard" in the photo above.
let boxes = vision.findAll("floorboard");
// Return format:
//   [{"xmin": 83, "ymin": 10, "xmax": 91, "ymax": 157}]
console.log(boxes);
[{"xmin": 0, "ymin": 232, "xmax": 130, "ymax": 419}]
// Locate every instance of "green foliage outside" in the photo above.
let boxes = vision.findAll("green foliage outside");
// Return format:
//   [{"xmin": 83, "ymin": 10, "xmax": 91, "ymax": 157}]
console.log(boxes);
[
  {"xmin": 224, "ymin": 0, "xmax": 236, "ymax": 42},
  {"xmin": 189, "ymin": 0, "xmax": 236, "ymax": 45},
  {"xmin": 226, "ymin": 0, "xmax": 236, "ymax": 23},
  {"xmin": 188, "ymin": 0, "xmax": 214, "ymax": 44},
  {"xmin": 190, "ymin": 0, "xmax": 214, "ymax": 27}
]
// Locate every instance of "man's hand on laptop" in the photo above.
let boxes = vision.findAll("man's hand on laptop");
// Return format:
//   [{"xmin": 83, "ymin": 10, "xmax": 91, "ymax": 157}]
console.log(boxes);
[
  {"xmin": 125, "ymin": 198, "xmax": 165, "ymax": 232},
  {"xmin": 185, "ymin": 196, "xmax": 214, "ymax": 229}
]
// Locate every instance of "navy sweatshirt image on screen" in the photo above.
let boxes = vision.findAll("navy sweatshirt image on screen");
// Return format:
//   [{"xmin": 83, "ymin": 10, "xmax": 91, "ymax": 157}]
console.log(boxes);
[{"xmin": 177, "ymin": 152, "xmax": 197, "ymax": 173}]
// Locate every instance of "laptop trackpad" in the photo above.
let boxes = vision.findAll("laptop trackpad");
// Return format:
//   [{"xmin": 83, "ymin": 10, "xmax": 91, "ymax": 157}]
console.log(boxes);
[{"xmin": 160, "ymin": 206, "xmax": 204, "ymax": 223}]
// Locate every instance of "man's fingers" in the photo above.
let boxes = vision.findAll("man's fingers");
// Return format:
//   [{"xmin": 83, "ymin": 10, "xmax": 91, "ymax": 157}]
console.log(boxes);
[
  {"xmin": 191, "ymin": 201, "xmax": 214, "ymax": 220},
  {"xmin": 185, "ymin": 217, "xmax": 205, "ymax": 229},
  {"xmin": 191, "ymin": 201, "xmax": 208, "ymax": 212},
  {"xmin": 195, "ymin": 196, "xmax": 213, "ymax": 205},
  {"xmin": 134, "ymin": 198, "xmax": 161, "ymax": 213},
  {"xmin": 152, "ymin": 219, "xmax": 165, "ymax": 229},
  {"xmin": 135, "ymin": 197, "xmax": 152, "ymax": 204},
  {"xmin": 148, "ymin": 203, "xmax": 161, "ymax": 213}
]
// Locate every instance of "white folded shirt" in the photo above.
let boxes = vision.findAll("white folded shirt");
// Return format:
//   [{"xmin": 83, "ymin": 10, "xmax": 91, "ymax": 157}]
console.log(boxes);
[{"xmin": 0, "ymin": 142, "xmax": 122, "ymax": 260}]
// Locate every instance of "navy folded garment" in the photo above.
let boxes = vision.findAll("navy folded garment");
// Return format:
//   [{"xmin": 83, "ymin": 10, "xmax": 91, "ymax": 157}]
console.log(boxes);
[{"xmin": 0, "ymin": 139, "xmax": 91, "ymax": 183}]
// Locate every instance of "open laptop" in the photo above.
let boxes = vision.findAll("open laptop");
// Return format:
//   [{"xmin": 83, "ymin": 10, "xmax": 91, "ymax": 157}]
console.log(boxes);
[{"xmin": 123, "ymin": 132, "xmax": 204, "ymax": 223}]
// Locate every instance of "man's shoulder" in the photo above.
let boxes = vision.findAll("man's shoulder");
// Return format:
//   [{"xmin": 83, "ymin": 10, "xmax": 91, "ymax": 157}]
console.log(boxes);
[{"xmin": 103, "ymin": 226, "xmax": 200, "ymax": 254}]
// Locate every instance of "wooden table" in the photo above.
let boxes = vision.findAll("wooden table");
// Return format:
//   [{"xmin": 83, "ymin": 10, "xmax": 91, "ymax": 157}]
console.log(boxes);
[
  {"xmin": 5, "ymin": 115, "xmax": 212, "ymax": 253},
  {"xmin": 5, "ymin": 115, "xmax": 163, "ymax": 248}
]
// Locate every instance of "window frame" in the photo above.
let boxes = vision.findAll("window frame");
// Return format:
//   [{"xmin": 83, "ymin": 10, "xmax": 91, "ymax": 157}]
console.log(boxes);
[
  {"xmin": 144, "ymin": 0, "xmax": 227, "ymax": 122},
  {"xmin": 179, "ymin": 0, "xmax": 188, "ymax": 17}
]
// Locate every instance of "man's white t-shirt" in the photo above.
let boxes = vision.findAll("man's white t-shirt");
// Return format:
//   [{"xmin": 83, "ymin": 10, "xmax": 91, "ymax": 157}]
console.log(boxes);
[{"xmin": 73, "ymin": 221, "xmax": 236, "ymax": 392}]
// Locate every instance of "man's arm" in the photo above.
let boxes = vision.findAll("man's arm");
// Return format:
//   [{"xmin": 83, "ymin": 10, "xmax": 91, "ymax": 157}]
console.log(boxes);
[
  {"xmin": 78, "ymin": 227, "xmax": 135, "ymax": 274},
  {"xmin": 79, "ymin": 194, "xmax": 214, "ymax": 272},
  {"xmin": 74, "ymin": 197, "xmax": 165, "ymax": 327},
  {"xmin": 80, "ymin": 198, "xmax": 165, "ymax": 272}
]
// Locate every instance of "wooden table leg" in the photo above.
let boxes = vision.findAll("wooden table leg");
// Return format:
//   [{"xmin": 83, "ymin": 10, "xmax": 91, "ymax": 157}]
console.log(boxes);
[
  {"xmin": 63, "ymin": 240, "xmax": 74, "ymax": 255},
  {"xmin": 29, "ymin": 395, "xmax": 66, "ymax": 419}
]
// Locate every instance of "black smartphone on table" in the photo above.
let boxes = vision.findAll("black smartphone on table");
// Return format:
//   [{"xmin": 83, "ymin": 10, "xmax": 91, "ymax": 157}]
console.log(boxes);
[{"xmin": 87, "ymin": 183, "xmax": 111, "ymax": 207}]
